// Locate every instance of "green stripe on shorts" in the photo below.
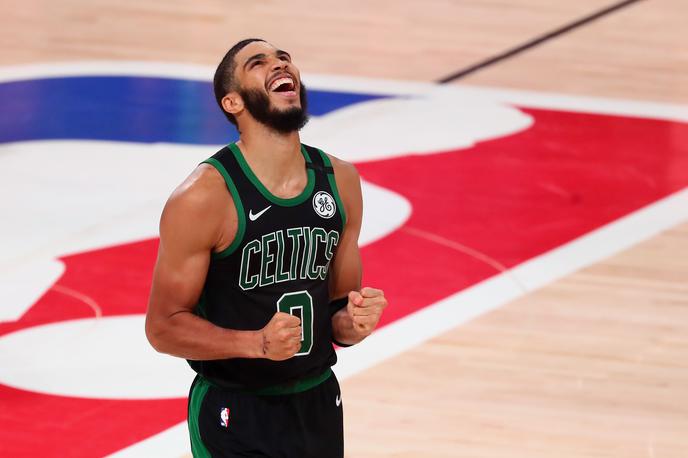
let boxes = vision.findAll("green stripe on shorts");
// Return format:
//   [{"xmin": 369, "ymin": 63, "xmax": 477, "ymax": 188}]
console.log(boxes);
[{"xmin": 188, "ymin": 377, "xmax": 212, "ymax": 458}]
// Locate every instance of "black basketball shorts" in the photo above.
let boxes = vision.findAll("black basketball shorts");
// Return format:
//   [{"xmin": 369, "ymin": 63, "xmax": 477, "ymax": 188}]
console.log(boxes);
[{"xmin": 187, "ymin": 370, "xmax": 344, "ymax": 457}]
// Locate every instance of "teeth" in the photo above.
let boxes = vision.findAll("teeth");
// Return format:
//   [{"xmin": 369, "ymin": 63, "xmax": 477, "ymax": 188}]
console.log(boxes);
[{"xmin": 269, "ymin": 77, "xmax": 294, "ymax": 92}]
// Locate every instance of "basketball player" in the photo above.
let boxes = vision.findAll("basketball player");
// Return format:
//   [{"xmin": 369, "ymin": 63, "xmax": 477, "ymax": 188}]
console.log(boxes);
[{"xmin": 145, "ymin": 38, "xmax": 388, "ymax": 457}]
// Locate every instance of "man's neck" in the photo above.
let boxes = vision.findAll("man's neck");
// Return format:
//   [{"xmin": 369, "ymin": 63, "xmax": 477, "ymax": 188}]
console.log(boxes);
[
  {"xmin": 239, "ymin": 123, "xmax": 301, "ymax": 164},
  {"xmin": 236, "ymin": 124, "xmax": 305, "ymax": 193}
]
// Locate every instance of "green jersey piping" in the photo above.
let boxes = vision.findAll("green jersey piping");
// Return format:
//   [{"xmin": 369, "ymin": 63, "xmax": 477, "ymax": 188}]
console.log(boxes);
[
  {"xmin": 228, "ymin": 143, "xmax": 315, "ymax": 207},
  {"xmin": 203, "ymin": 368, "xmax": 332, "ymax": 396},
  {"xmin": 202, "ymin": 157, "xmax": 246, "ymax": 259}
]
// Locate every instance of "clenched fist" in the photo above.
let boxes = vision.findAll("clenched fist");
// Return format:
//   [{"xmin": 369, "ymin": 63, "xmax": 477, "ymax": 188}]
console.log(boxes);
[
  {"xmin": 261, "ymin": 312, "xmax": 302, "ymax": 361},
  {"xmin": 347, "ymin": 287, "xmax": 387, "ymax": 338}
]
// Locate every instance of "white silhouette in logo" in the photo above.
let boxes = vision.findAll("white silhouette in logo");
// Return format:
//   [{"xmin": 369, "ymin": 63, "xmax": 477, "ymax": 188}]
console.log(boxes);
[{"xmin": 220, "ymin": 407, "xmax": 230, "ymax": 428}]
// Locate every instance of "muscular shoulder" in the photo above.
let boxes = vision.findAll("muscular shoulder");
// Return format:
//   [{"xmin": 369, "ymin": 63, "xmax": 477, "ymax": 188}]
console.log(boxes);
[
  {"xmin": 160, "ymin": 163, "xmax": 232, "ymax": 250},
  {"xmin": 323, "ymin": 152, "xmax": 362, "ymax": 226},
  {"xmin": 326, "ymin": 153, "xmax": 360, "ymax": 191},
  {"xmin": 166, "ymin": 163, "xmax": 227, "ymax": 214}
]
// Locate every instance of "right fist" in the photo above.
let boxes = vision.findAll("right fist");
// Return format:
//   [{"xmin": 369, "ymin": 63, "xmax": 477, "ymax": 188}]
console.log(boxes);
[{"xmin": 261, "ymin": 312, "xmax": 302, "ymax": 361}]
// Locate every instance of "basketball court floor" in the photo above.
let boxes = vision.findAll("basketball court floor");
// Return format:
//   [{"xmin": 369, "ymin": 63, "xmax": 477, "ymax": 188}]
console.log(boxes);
[{"xmin": 0, "ymin": 1, "xmax": 687, "ymax": 456}]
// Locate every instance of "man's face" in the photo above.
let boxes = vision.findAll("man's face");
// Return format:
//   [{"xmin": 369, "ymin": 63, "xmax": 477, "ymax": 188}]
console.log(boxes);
[{"xmin": 233, "ymin": 41, "xmax": 308, "ymax": 133}]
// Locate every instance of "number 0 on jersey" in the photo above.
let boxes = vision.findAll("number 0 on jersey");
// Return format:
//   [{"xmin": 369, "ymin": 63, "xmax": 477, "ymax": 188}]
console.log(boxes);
[{"xmin": 276, "ymin": 291, "xmax": 314, "ymax": 356}]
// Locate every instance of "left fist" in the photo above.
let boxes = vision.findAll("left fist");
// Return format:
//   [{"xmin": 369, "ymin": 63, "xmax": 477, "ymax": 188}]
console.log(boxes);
[{"xmin": 348, "ymin": 287, "xmax": 388, "ymax": 337}]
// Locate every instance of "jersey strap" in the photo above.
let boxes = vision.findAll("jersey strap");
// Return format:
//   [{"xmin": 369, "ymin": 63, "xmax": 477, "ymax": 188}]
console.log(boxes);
[
  {"xmin": 200, "ymin": 147, "xmax": 246, "ymax": 258},
  {"xmin": 305, "ymin": 160, "xmax": 334, "ymax": 174},
  {"xmin": 302, "ymin": 144, "xmax": 347, "ymax": 227}
]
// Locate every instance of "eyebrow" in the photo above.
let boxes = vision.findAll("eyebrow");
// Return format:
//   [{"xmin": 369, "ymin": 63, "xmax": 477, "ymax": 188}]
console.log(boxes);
[
  {"xmin": 276, "ymin": 49, "xmax": 291, "ymax": 60},
  {"xmin": 243, "ymin": 50, "xmax": 291, "ymax": 70},
  {"xmin": 243, "ymin": 53, "xmax": 266, "ymax": 70}
]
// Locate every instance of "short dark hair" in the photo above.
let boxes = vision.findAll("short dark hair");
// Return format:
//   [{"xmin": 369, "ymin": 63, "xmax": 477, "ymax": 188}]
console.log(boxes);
[{"xmin": 213, "ymin": 38, "xmax": 266, "ymax": 126}]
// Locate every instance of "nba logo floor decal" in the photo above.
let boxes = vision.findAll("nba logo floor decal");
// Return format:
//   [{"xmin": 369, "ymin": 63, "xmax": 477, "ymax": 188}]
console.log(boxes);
[{"xmin": 0, "ymin": 63, "xmax": 687, "ymax": 457}]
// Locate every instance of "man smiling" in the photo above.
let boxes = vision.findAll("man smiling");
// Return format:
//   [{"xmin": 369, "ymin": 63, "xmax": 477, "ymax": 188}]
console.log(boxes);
[{"xmin": 145, "ymin": 38, "xmax": 388, "ymax": 457}]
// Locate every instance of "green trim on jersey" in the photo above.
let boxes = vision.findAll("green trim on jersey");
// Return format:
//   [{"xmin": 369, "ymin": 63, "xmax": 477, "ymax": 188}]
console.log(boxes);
[
  {"xmin": 228, "ymin": 143, "xmax": 315, "ymax": 207},
  {"xmin": 202, "ymin": 157, "xmax": 246, "ymax": 259},
  {"xmin": 317, "ymin": 149, "xmax": 347, "ymax": 227},
  {"xmin": 188, "ymin": 377, "xmax": 212, "ymax": 458},
  {"xmin": 248, "ymin": 368, "xmax": 331, "ymax": 395}
]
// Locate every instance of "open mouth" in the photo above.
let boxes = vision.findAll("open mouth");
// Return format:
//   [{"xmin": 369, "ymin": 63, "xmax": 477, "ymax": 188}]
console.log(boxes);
[{"xmin": 268, "ymin": 75, "xmax": 297, "ymax": 95}]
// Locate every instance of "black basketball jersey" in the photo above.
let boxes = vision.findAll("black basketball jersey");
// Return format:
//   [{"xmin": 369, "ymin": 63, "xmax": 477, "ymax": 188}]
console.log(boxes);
[{"xmin": 187, "ymin": 142, "xmax": 346, "ymax": 390}]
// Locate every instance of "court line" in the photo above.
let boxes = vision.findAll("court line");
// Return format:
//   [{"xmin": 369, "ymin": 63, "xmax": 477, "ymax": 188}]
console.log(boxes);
[
  {"xmin": 51, "ymin": 284, "xmax": 103, "ymax": 318},
  {"xmin": 436, "ymin": 0, "xmax": 646, "ymax": 83},
  {"xmin": 401, "ymin": 226, "xmax": 528, "ymax": 293},
  {"xmin": 334, "ymin": 187, "xmax": 688, "ymax": 379}
]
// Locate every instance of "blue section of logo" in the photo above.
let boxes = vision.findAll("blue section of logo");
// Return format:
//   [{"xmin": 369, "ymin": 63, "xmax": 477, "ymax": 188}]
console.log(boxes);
[{"xmin": 0, "ymin": 76, "xmax": 387, "ymax": 144}]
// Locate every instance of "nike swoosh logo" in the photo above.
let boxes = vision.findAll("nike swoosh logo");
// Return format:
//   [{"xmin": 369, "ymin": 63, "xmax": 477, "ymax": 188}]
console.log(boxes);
[
  {"xmin": 335, "ymin": 395, "xmax": 342, "ymax": 407},
  {"xmin": 249, "ymin": 205, "xmax": 272, "ymax": 221}
]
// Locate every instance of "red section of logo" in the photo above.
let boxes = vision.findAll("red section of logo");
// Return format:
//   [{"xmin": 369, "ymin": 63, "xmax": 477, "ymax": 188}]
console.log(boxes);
[
  {"xmin": 220, "ymin": 407, "xmax": 230, "ymax": 428},
  {"xmin": 1, "ymin": 107, "xmax": 687, "ymax": 457}
]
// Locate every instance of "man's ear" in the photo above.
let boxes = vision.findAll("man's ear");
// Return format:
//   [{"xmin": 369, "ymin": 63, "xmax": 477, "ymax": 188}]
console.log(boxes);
[{"xmin": 222, "ymin": 92, "xmax": 243, "ymax": 116}]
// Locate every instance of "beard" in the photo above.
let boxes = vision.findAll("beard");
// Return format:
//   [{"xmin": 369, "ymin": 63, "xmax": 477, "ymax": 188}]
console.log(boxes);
[{"xmin": 238, "ymin": 82, "xmax": 309, "ymax": 134}]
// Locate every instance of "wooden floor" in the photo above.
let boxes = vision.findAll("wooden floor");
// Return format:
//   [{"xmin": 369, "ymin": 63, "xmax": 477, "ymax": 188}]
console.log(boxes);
[
  {"xmin": 344, "ymin": 223, "xmax": 688, "ymax": 457},
  {"xmin": 1, "ymin": 0, "xmax": 686, "ymax": 456},
  {"xmin": 2, "ymin": 0, "xmax": 685, "ymax": 102}
]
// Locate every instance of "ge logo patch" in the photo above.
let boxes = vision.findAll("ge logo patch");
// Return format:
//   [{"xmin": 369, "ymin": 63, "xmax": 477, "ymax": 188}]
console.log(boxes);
[{"xmin": 313, "ymin": 191, "xmax": 336, "ymax": 218}]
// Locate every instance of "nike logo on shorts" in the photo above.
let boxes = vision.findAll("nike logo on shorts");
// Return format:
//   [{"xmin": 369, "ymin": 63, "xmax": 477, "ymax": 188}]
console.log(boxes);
[
  {"xmin": 335, "ymin": 395, "xmax": 342, "ymax": 407},
  {"xmin": 249, "ymin": 205, "xmax": 272, "ymax": 221}
]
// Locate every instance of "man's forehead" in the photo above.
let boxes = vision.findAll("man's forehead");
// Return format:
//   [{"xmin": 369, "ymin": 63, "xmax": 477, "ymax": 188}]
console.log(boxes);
[{"xmin": 236, "ymin": 41, "xmax": 281, "ymax": 63}]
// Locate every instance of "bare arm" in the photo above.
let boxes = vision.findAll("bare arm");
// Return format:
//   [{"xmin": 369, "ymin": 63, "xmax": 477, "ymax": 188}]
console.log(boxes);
[
  {"xmin": 328, "ymin": 156, "xmax": 388, "ymax": 346},
  {"xmin": 145, "ymin": 165, "xmax": 301, "ymax": 361}
]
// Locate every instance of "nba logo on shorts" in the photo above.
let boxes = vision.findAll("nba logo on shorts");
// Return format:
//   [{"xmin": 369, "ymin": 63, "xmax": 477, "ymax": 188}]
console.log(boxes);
[{"xmin": 220, "ymin": 407, "xmax": 230, "ymax": 428}]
